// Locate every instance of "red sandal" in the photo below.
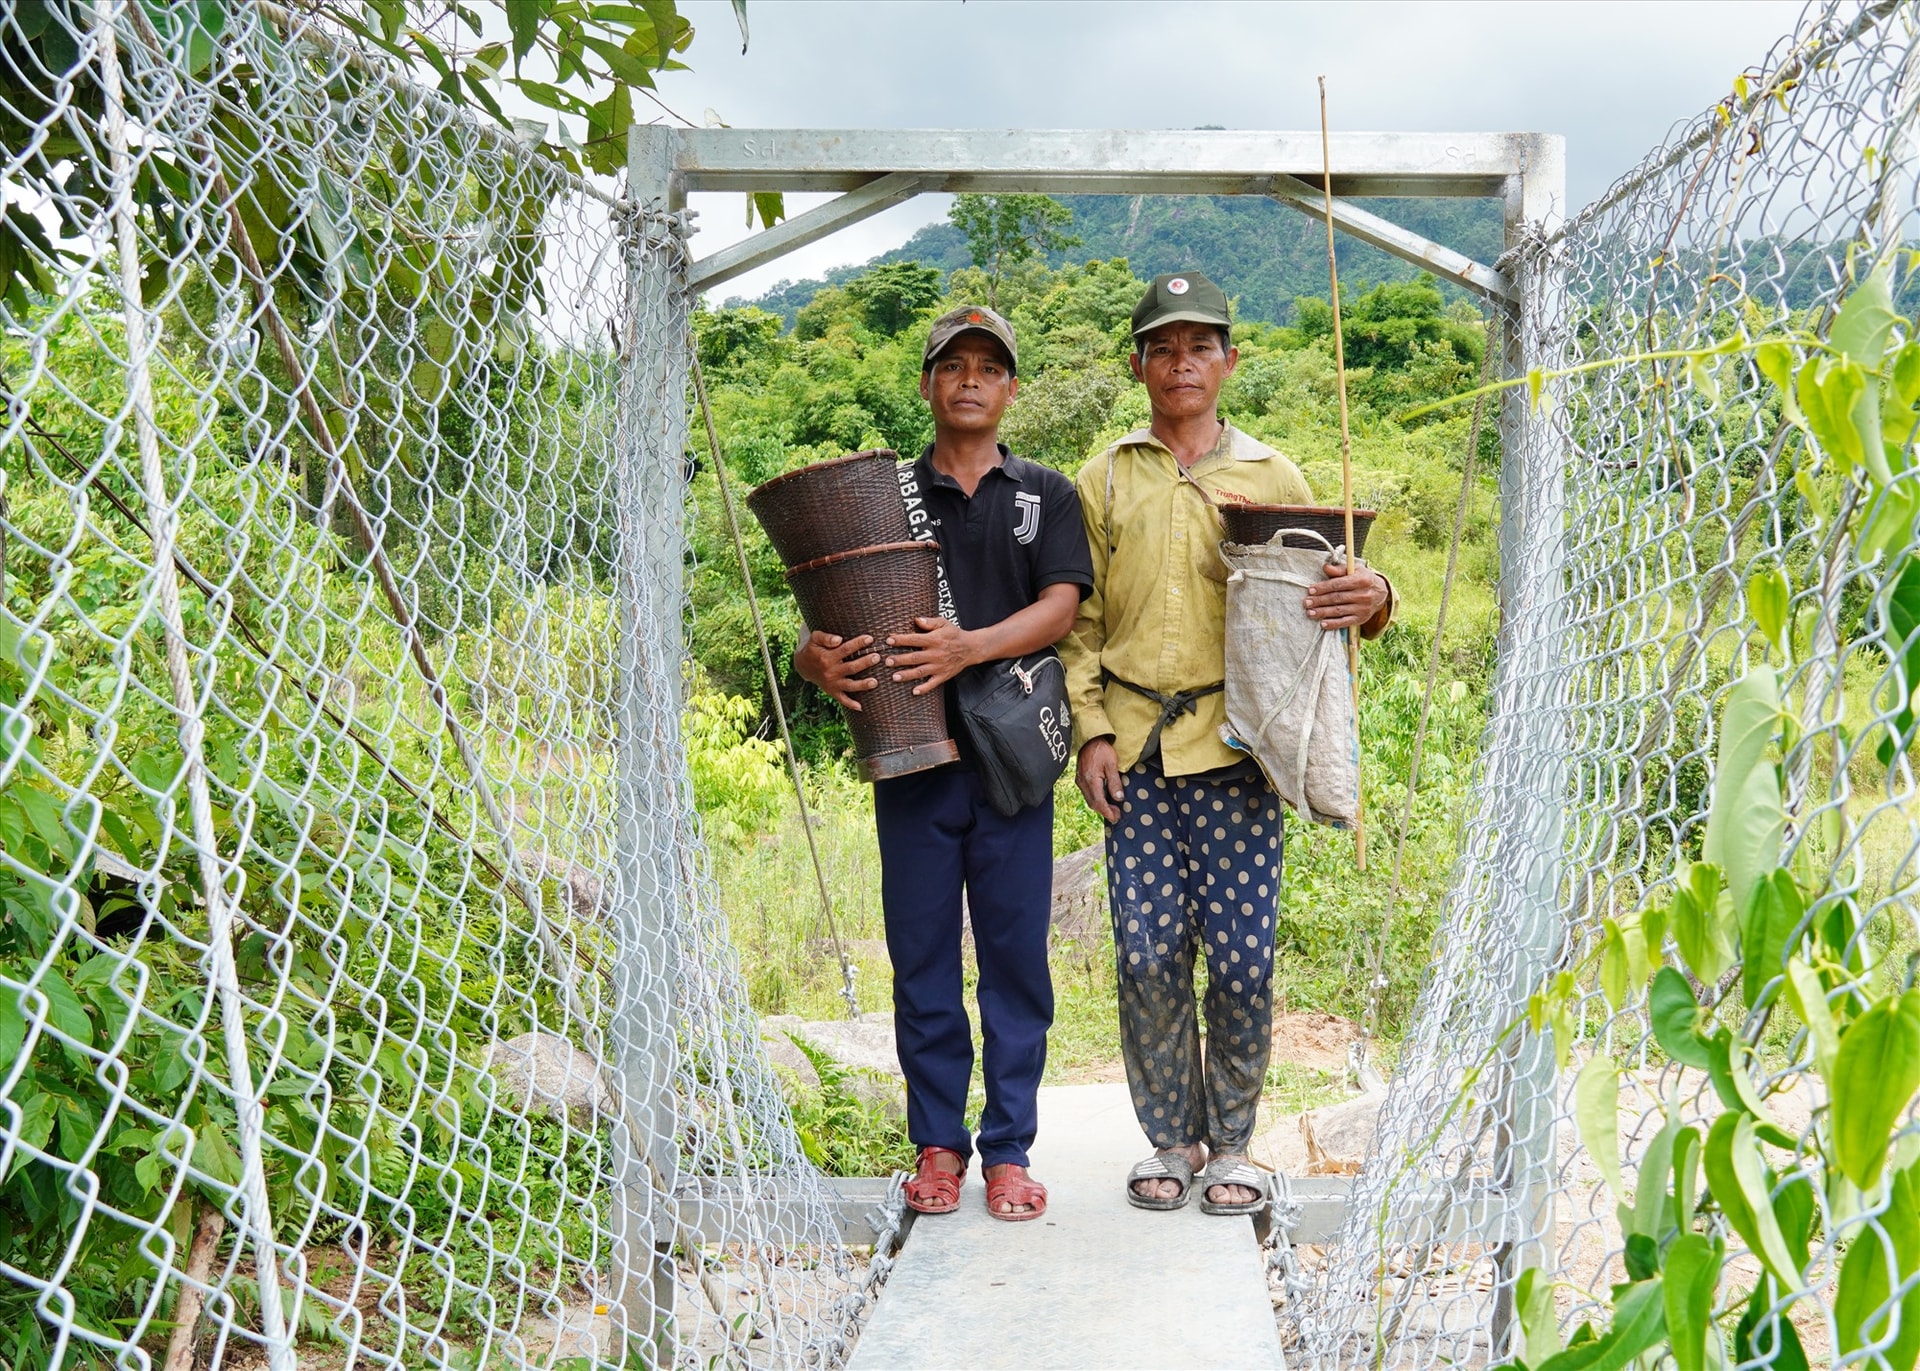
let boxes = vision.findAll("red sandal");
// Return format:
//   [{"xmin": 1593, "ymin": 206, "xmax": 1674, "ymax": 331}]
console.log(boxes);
[
  {"xmin": 983, "ymin": 1163, "xmax": 1047, "ymax": 1222},
  {"xmin": 904, "ymin": 1147, "xmax": 967, "ymax": 1214}
]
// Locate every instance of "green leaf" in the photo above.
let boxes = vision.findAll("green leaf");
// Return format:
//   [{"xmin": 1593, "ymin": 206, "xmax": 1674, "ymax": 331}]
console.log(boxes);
[
  {"xmin": 1599, "ymin": 919, "xmax": 1628, "ymax": 1011},
  {"xmin": 1662, "ymin": 1233, "xmax": 1723, "ymax": 1371},
  {"xmin": 1799, "ymin": 353, "xmax": 1889, "ymax": 485},
  {"xmin": 1515, "ymin": 1266, "xmax": 1562, "ymax": 1366},
  {"xmin": 1756, "ymin": 339, "xmax": 1805, "ymax": 426},
  {"xmin": 1650, "ymin": 967, "xmax": 1711, "ymax": 1069},
  {"xmin": 1703, "ymin": 1111, "xmax": 1801, "ymax": 1288},
  {"xmin": 1880, "ymin": 555, "xmax": 1920, "ymax": 765},
  {"xmin": 12, "ymin": 785, "xmax": 68, "ymax": 860},
  {"xmin": 1672, "ymin": 1124, "xmax": 1701, "ymax": 1229},
  {"xmin": 1893, "ymin": 341, "xmax": 1920, "ymax": 410},
  {"xmin": 1535, "ymin": 1277, "xmax": 1665, "ymax": 1371},
  {"xmin": 191, "ymin": 1121, "xmax": 243, "ymax": 1188},
  {"xmin": 1830, "ymin": 263, "xmax": 1900, "ymax": 370},
  {"xmin": 37, "ymin": 971, "xmax": 92, "ymax": 1050},
  {"xmin": 1575, "ymin": 1056, "xmax": 1623, "ymax": 1202},
  {"xmin": 0, "ymin": 988, "xmax": 23, "ymax": 1068},
  {"xmin": 1748, "ymin": 563, "xmax": 1790, "ymax": 653},
  {"xmin": 1782, "ymin": 958, "xmax": 1839, "ymax": 1078},
  {"xmin": 1701, "ymin": 669, "xmax": 1783, "ymax": 918},
  {"xmin": 1687, "ymin": 352, "xmax": 1721, "ymax": 405},
  {"xmin": 1836, "ymin": 1161, "xmax": 1920, "ymax": 1371},
  {"xmin": 1622, "ymin": 1232, "xmax": 1658, "ymax": 1281},
  {"xmin": 1832, "ymin": 988, "xmax": 1920, "ymax": 1189},
  {"xmin": 1628, "ymin": 1111, "xmax": 1679, "ymax": 1239},
  {"xmin": 1705, "ymin": 1031, "xmax": 1793, "ymax": 1143},
  {"xmin": 1741, "ymin": 868, "xmax": 1804, "ymax": 1008},
  {"xmin": 730, "ymin": 0, "xmax": 749, "ymax": 52},
  {"xmin": 1863, "ymin": 482, "xmax": 1920, "ymax": 571}
]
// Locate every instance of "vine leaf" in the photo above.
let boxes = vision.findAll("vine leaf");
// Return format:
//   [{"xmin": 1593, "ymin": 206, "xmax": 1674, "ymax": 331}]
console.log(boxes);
[
  {"xmin": 1878, "ymin": 555, "xmax": 1920, "ymax": 766},
  {"xmin": 1828, "ymin": 262, "xmax": 1899, "ymax": 369},
  {"xmin": 1735, "ymin": 1277, "xmax": 1809, "ymax": 1371},
  {"xmin": 1575, "ymin": 1056, "xmax": 1623, "ymax": 1203},
  {"xmin": 1670, "ymin": 861, "xmax": 1732, "ymax": 984},
  {"xmin": 1703, "ymin": 1112, "xmax": 1801, "ymax": 1288},
  {"xmin": 1627, "ymin": 1111, "xmax": 1680, "ymax": 1239},
  {"xmin": 1741, "ymin": 868, "xmax": 1803, "ymax": 1008},
  {"xmin": 1835, "ymin": 1161, "xmax": 1920, "ymax": 1371},
  {"xmin": 1781, "ymin": 958, "xmax": 1839, "ymax": 1078},
  {"xmin": 1534, "ymin": 1277, "xmax": 1665, "ymax": 1371},
  {"xmin": 1747, "ymin": 563, "xmax": 1791, "ymax": 654},
  {"xmin": 1832, "ymin": 988, "xmax": 1920, "ymax": 1189},
  {"xmin": 1650, "ymin": 967, "xmax": 1712, "ymax": 1070},
  {"xmin": 1662, "ymin": 1232, "xmax": 1724, "ymax": 1371},
  {"xmin": 1701, "ymin": 669, "xmax": 1784, "ymax": 917},
  {"xmin": 1515, "ymin": 1267, "xmax": 1562, "ymax": 1367}
]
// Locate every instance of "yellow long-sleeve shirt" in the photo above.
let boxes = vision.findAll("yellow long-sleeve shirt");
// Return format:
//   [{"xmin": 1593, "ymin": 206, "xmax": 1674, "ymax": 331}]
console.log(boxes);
[{"xmin": 1062, "ymin": 422, "xmax": 1379, "ymax": 777}]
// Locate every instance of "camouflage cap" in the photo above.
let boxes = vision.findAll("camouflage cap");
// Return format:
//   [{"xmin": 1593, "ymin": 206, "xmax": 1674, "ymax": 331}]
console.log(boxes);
[
  {"xmin": 923, "ymin": 304, "xmax": 1018, "ymax": 373},
  {"xmin": 1131, "ymin": 270, "xmax": 1232, "ymax": 338}
]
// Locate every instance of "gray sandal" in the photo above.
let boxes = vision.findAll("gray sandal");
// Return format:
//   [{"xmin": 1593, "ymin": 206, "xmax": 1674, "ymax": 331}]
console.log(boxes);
[
  {"xmin": 1126, "ymin": 1150, "xmax": 1196, "ymax": 1211},
  {"xmin": 1197, "ymin": 1156, "xmax": 1270, "ymax": 1216}
]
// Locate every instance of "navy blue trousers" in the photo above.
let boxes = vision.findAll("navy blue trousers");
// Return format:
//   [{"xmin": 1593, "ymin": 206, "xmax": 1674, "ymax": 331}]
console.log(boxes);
[{"xmin": 874, "ymin": 767, "xmax": 1054, "ymax": 1168}]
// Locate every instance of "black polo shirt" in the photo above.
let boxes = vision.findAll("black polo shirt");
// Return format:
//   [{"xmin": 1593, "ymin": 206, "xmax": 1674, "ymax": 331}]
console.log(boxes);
[
  {"xmin": 906, "ymin": 445, "xmax": 1094, "ymax": 769},
  {"xmin": 908, "ymin": 444, "xmax": 1093, "ymax": 634}
]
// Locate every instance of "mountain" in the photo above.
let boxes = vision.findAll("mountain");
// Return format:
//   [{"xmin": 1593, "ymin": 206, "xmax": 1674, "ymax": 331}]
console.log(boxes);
[{"xmin": 723, "ymin": 194, "xmax": 1506, "ymax": 326}]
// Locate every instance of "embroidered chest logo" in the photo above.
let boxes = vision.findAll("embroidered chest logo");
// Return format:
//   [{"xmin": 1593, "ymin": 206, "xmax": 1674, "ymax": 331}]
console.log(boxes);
[{"xmin": 1012, "ymin": 491, "xmax": 1042, "ymax": 545}]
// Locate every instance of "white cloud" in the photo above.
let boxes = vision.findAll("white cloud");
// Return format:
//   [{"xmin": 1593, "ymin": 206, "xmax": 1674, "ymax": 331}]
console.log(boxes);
[{"xmin": 655, "ymin": 0, "xmax": 1811, "ymax": 300}]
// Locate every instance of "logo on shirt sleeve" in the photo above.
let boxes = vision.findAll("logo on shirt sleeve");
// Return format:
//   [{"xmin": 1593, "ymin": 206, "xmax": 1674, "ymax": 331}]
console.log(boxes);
[{"xmin": 1013, "ymin": 491, "xmax": 1042, "ymax": 545}]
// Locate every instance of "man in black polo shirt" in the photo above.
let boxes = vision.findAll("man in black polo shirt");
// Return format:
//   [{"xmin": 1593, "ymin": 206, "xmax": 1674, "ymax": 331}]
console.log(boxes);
[{"xmin": 795, "ymin": 305, "xmax": 1093, "ymax": 1221}]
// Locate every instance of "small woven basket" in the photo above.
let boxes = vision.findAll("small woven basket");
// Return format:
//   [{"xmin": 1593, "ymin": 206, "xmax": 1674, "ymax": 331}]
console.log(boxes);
[
  {"xmin": 1220, "ymin": 503, "xmax": 1377, "ymax": 557},
  {"xmin": 746, "ymin": 448, "xmax": 912, "ymax": 569},
  {"xmin": 786, "ymin": 541, "xmax": 958, "ymax": 781}
]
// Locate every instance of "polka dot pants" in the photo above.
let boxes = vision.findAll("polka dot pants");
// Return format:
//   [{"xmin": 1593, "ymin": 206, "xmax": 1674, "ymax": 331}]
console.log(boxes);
[{"xmin": 1107, "ymin": 759, "xmax": 1282, "ymax": 1155}]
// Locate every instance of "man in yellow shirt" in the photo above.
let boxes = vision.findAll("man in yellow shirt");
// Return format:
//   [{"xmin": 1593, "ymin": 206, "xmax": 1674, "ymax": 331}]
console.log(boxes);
[{"xmin": 1061, "ymin": 270, "xmax": 1393, "ymax": 1213}]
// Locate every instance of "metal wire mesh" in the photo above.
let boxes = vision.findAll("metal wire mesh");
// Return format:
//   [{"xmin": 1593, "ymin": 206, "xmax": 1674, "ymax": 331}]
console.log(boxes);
[
  {"xmin": 0, "ymin": 3, "xmax": 874, "ymax": 1367},
  {"xmin": 1291, "ymin": 1, "xmax": 1920, "ymax": 1365}
]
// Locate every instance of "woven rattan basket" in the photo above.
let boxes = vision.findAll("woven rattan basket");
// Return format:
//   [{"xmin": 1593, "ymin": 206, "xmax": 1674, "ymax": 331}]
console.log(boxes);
[
  {"xmin": 746, "ymin": 448, "xmax": 912, "ymax": 569},
  {"xmin": 1220, "ymin": 503, "xmax": 1377, "ymax": 557},
  {"xmin": 786, "ymin": 540, "xmax": 958, "ymax": 781}
]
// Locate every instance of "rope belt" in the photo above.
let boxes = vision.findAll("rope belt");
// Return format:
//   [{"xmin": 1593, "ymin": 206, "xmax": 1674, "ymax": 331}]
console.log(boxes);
[{"xmin": 1103, "ymin": 670, "xmax": 1224, "ymax": 768}]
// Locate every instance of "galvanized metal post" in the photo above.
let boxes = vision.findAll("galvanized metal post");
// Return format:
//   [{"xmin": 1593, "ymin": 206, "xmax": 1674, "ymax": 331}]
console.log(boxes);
[
  {"xmin": 1486, "ymin": 133, "xmax": 1570, "ymax": 1359},
  {"xmin": 610, "ymin": 120, "xmax": 691, "ymax": 1360}
]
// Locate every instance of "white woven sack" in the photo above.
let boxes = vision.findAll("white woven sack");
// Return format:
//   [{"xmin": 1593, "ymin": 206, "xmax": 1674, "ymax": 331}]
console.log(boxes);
[{"xmin": 1219, "ymin": 533, "xmax": 1360, "ymax": 826}]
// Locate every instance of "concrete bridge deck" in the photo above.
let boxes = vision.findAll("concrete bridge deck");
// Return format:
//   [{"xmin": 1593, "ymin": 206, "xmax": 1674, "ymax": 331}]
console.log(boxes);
[{"xmin": 848, "ymin": 1083, "xmax": 1285, "ymax": 1370}]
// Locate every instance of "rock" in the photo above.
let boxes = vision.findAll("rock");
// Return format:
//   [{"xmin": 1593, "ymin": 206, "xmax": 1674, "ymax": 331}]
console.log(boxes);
[
  {"xmin": 763, "ymin": 1014, "xmax": 901, "ymax": 1078},
  {"xmin": 843, "ymin": 1070, "xmax": 906, "ymax": 1118},
  {"xmin": 760, "ymin": 1029, "xmax": 822, "ymax": 1093},
  {"xmin": 524, "ymin": 1304, "xmax": 610, "ymax": 1361},
  {"xmin": 530, "ymin": 852, "xmax": 605, "ymax": 921},
  {"xmin": 1050, "ymin": 843, "xmax": 1106, "ymax": 942},
  {"xmin": 1300, "ymin": 1089, "xmax": 1386, "ymax": 1175},
  {"xmin": 485, "ymin": 1032, "xmax": 612, "ymax": 1123},
  {"xmin": 1270, "ymin": 1012, "xmax": 1363, "ymax": 1074}
]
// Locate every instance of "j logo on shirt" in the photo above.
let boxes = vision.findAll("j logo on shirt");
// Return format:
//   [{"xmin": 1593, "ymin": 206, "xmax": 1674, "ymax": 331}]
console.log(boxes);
[{"xmin": 1013, "ymin": 492, "xmax": 1041, "ymax": 545}]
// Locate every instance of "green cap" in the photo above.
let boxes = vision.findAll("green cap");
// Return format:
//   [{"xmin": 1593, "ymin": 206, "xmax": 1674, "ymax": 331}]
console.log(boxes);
[
  {"xmin": 1130, "ymin": 270, "xmax": 1232, "ymax": 338},
  {"xmin": 923, "ymin": 304, "xmax": 1018, "ymax": 373}
]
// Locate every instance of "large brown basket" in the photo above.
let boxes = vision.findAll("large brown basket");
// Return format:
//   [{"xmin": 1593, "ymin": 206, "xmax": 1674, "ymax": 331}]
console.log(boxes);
[
  {"xmin": 786, "ymin": 541, "xmax": 958, "ymax": 781},
  {"xmin": 746, "ymin": 448, "xmax": 912, "ymax": 569},
  {"xmin": 1220, "ymin": 503, "xmax": 1377, "ymax": 557}
]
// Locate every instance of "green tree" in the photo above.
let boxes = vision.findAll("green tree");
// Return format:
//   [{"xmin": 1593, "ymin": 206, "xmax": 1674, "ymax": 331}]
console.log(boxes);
[
  {"xmin": 948, "ymin": 194, "xmax": 1080, "ymax": 308},
  {"xmin": 846, "ymin": 261, "xmax": 945, "ymax": 336}
]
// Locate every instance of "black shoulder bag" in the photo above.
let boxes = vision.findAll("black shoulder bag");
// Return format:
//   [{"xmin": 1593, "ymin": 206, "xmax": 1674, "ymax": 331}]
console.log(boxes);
[{"xmin": 896, "ymin": 460, "xmax": 1072, "ymax": 817}]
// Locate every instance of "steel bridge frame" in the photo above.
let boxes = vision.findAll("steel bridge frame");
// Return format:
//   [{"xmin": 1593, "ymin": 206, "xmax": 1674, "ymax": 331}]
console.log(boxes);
[{"xmin": 616, "ymin": 125, "xmax": 1571, "ymax": 1360}]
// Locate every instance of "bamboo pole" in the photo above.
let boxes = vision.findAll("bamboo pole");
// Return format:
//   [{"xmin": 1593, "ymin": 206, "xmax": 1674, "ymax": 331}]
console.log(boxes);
[{"xmin": 1318, "ymin": 76, "xmax": 1366, "ymax": 869}]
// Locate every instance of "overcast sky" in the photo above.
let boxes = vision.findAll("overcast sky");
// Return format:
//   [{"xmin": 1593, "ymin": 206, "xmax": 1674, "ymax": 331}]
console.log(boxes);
[{"xmin": 648, "ymin": 0, "xmax": 1812, "ymax": 301}]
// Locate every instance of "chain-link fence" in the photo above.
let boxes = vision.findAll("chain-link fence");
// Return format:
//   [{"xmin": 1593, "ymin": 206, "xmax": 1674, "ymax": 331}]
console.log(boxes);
[
  {"xmin": 1292, "ymin": 1, "xmax": 1920, "ymax": 1365},
  {"xmin": 0, "ymin": 3, "xmax": 878, "ymax": 1367}
]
